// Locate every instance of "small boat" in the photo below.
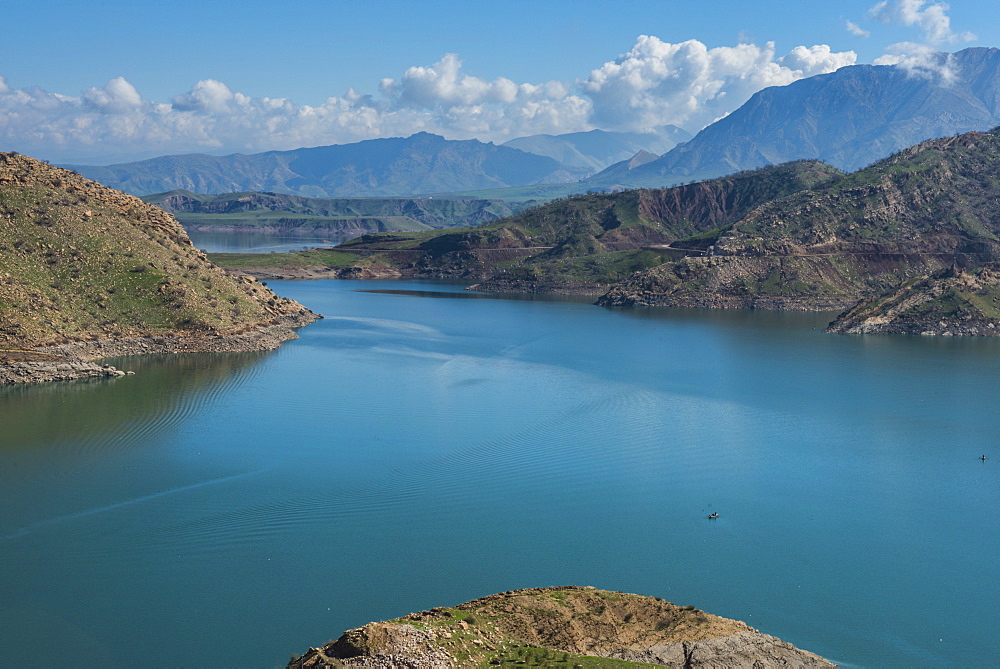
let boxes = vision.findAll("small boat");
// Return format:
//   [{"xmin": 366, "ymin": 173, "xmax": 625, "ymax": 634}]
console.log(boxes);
[{"xmin": 707, "ymin": 512, "xmax": 719, "ymax": 519}]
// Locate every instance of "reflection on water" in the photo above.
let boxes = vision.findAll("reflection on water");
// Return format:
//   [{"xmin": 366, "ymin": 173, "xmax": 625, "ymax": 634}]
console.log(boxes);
[
  {"xmin": 184, "ymin": 230, "xmax": 358, "ymax": 253},
  {"xmin": 2, "ymin": 279, "xmax": 1000, "ymax": 668},
  {"xmin": 0, "ymin": 351, "xmax": 272, "ymax": 452}
]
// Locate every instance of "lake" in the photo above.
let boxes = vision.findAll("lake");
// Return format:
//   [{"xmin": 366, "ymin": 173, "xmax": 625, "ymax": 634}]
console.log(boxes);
[
  {"xmin": 185, "ymin": 230, "xmax": 355, "ymax": 254},
  {"xmin": 2, "ymin": 279, "xmax": 999, "ymax": 667}
]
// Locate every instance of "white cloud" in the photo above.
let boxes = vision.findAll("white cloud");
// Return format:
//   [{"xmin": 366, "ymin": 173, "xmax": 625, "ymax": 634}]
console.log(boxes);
[
  {"xmin": 845, "ymin": 20, "xmax": 871, "ymax": 38},
  {"xmin": 82, "ymin": 77, "xmax": 143, "ymax": 112},
  {"xmin": 868, "ymin": 0, "xmax": 975, "ymax": 81},
  {"xmin": 582, "ymin": 36, "xmax": 855, "ymax": 132},
  {"xmin": 869, "ymin": 0, "xmax": 974, "ymax": 44},
  {"xmin": 171, "ymin": 79, "xmax": 235, "ymax": 113},
  {"xmin": 0, "ymin": 36, "xmax": 857, "ymax": 164}
]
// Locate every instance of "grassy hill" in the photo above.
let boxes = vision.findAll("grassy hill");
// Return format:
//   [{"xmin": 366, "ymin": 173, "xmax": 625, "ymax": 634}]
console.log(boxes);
[
  {"xmin": 601, "ymin": 129, "xmax": 1000, "ymax": 310},
  {"xmin": 0, "ymin": 152, "xmax": 315, "ymax": 356}
]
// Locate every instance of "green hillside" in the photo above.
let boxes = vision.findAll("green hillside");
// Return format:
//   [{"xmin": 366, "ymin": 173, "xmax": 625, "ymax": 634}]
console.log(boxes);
[{"xmin": 0, "ymin": 153, "xmax": 312, "ymax": 350}]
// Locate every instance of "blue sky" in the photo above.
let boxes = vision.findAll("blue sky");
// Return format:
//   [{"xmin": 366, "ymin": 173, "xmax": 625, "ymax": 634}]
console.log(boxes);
[{"xmin": 0, "ymin": 0, "xmax": 994, "ymax": 163}]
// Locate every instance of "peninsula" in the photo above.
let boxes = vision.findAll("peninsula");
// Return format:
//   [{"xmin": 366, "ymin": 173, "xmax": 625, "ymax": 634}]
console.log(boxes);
[
  {"xmin": 288, "ymin": 586, "xmax": 833, "ymax": 668},
  {"xmin": 0, "ymin": 152, "xmax": 318, "ymax": 384}
]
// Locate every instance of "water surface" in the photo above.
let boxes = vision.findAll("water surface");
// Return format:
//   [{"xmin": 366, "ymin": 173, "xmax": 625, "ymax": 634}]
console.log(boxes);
[{"xmin": 2, "ymin": 280, "xmax": 999, "ymax": 667}]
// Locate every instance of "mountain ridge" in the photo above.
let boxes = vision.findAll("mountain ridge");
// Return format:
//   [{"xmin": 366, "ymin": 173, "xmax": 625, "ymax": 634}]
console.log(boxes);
[
  {"xmin": 587, "ymin": 47, "xmax": 1000, "ymax": 189},
  {"xmin": 63, "ymin": 133, "xmax": 581, "ymax": 198}
]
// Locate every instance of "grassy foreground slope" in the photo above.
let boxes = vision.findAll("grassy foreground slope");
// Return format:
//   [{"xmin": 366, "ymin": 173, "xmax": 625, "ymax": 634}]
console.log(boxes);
[{"xmin": 0, "ymin": 152, "xmax": 315, "ymax": 353}]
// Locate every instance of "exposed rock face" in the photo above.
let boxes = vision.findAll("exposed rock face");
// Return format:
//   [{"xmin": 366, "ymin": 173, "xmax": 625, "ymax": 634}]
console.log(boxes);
[
  {"xmin": 288, "ymin": 586, "xmax": 833, "ymax": 668},
  {"xmin": 0, "ymin": 152, "xmax": 319, "ymax": 383},
  {"xmin": 827, "ymin": 266, "xmax": 1000, "ymax": 335}
]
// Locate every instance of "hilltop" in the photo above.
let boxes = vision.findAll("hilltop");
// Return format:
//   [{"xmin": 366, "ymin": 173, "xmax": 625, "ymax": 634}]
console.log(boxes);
[
  {"xmin": 0, "ymin": 153, "xmax": 318, "ymax": 383},
  {"xmin": 288, "ymin": 586, "xmax": 832, "ymax": 668}
]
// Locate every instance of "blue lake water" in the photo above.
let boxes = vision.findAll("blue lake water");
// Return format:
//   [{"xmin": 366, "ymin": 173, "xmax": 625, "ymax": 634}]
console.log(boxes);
[
  {"xmin": 185, "ymin": 230, "xmax": 352, "ymax": 253},
  {"xmin": 2, "ymin": 279, "xmax": 1000, "ymax": 667}
]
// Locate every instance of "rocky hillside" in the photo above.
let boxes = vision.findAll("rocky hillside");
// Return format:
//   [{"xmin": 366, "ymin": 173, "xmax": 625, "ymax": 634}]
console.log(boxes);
[
  {"xmin": 64, "ymin": 133, "xmax": 578, "ymax": 198},
  {"xmin": 0, "ymin": 152, "xmax": 318, "ymax": 383},
  {"xmin": 288, "ymin": 586, "xmax": 832, "ymax": 668},
  {"xmin": 827, "ymin": 265, "xmax": 1000, "ymax": 335},
  {"xmin": 211, "ymin": 160, "xmax": 842, "ymax": 291},
  {"xmin": 599, "ymin": 129, "xmax": 1000, "ymax": 310},
  {"xmin": 587, "ymin": 47, "xmax": 1000, "ymax": 190}
]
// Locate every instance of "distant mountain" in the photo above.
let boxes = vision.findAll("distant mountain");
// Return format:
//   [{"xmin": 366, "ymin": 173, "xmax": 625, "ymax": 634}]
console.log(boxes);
[
  {"xmin": 586, "ymin": 149, "xmax": 660, "ymax": 185},
  {"xmin": 64, "ymin": 133, "xmax": 580, "ymax": 197},
  {"xmin": 588, "ymin": 47, "xmax": 1000, "ymax": 189},
  {"xmin": 501, "ymin": 126, "xmax": 690, "ymax": 173}
]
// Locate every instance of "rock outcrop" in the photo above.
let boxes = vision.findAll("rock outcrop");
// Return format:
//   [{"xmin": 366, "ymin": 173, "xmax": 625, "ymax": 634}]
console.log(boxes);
[
  {"xmin": 288, "ymin": 586, "xmax": 833, "ymax": 668},
  {"xmin": 827, "ymin": 265, "xmax": 1000, "ymax": 335}
]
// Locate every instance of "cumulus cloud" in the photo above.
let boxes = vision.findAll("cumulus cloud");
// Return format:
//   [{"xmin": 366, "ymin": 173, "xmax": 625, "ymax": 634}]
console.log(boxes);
[
  {"xmin": 582, "ymin": 36, "xmax": 855, "ymax": 132},
  {"xmin": 0, "ymin": 36, "xmax": 857, "ymax": 164},
  {"xmin": 869, "ymin": 0, "xmax": 975, "ymax": 81},
  {"xmin": 845, "ymin": 20, "xmax": 871, "ymax": 38},
  {"xmin": 869, "ymin": 0, "xmax": 974, "ymax": 44}
]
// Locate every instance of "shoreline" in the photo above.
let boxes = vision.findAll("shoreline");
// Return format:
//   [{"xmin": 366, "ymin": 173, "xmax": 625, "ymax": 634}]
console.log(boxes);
[{"xmin": 0, "ymin": 310, "xmax": 320, "ymax": 385}]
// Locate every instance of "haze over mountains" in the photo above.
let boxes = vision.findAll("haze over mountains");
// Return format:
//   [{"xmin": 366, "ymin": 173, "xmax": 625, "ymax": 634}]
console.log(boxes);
[
  {"xmin": 65, "ymin": 48, "xmax": 1000, "ymax": 200},
  {"xmin": 501, "ymin": 126, "xmax": 691, "ymax": 172}
]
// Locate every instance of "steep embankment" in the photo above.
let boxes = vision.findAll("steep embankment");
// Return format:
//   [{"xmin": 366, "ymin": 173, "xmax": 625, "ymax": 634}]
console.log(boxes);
[
  {"xmin": 0, "ymin": 152, "xmax": 318, "ymax": 383},
  {"xmin": 827, "ymin": 265, "xmax": 1000, "ymax": 335},
  {"xmin": 600, "ymin": 129, "xmax": 1000, "ymax": 310},
  {"xmin": 289, "ymin": 586, "xmax": 833, "ymax": 668}
]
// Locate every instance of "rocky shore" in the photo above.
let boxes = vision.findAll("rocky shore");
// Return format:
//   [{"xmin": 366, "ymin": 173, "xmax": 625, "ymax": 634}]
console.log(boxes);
[
  {"xmin": 826, "ymin": 266, "xmax": 1000, "ymax": 335},
  {"xmin": 288, "ymin": 586, "xmax": 834, "ymax": 668},
  {"xmin": 0, "ymin": 310, "xmax": 319, "ymax": 384}
]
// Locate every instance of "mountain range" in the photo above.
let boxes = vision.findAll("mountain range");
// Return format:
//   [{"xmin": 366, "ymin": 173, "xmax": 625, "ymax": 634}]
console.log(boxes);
[
  {"xmin": 590, "ymin": 47, "xmax": 1000, "ymax": 189},
  {"xmin": 63, "ymin": 48, "xmax": 1000, "ymax": 205},
  {"xmin": 214, "ymin": 127, "xmax": 1000, "ymax": 320},
  {"xmin": 64, "ymin": 133, "xmax": 583, "ymax": 198}
]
